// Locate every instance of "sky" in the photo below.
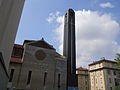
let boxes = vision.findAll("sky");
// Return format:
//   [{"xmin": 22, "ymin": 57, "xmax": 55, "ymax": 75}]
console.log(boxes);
[{"xmin": 15, "ymin": 0, "xmax": 120, "ymax": 68}]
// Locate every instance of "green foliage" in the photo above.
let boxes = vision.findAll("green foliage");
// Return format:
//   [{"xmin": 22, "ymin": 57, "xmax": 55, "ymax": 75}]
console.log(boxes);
[
  {"xmin": 115, "ymin": 85, "xmax": 120, "ymax": 90},
  {"xmin": 115, "ymin": 53, "xmax": 120, "ymax": 69}
]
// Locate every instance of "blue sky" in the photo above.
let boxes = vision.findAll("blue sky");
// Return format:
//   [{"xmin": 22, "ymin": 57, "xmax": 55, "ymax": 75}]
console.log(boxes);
[{"xmin": 15, "ymin": 0, "xmax": 120, "ymax": 67}]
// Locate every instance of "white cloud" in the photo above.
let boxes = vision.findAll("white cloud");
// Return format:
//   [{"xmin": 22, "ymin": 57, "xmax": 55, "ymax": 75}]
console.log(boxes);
[
  {"xmin": 47, "ymin": 10, "xmax": 120, "ymax": 68},
  {"xmin": 47, "ymin": 11, "xmax": 60, "ymax": 23},
  {"xmin": 100, "ymin": 2, "xmax": 114, "ymax": 8}
]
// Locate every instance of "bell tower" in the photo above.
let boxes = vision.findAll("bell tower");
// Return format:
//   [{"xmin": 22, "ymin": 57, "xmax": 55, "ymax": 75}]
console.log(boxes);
[{"xmin": 63, "ymin": 9, "xmax": 78, "ymax": 90}]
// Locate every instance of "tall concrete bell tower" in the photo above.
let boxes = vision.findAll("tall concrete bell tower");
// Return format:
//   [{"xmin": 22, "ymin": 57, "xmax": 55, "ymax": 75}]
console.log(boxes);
[{"xmin": 63, "ymin": 9, "xmax": 78, "ymax": 90}]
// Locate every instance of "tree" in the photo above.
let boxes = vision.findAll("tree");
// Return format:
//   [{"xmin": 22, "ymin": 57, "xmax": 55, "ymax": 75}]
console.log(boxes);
[
  {"xmin": 114, "ymin": 54, "xmax": 120, "ymax": 90},
  {"xmin": 115, "ymin": 53, "xmax": 120, "ymax": 69},
  {"xmin": 115, "ymin": 85, "xmax": 120, "ymax": 90}
]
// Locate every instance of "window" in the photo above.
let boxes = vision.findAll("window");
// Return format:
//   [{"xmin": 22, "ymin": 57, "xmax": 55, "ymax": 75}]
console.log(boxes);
[
  {"xmin": 107, "ymin": 70, "xmax": 111, "ymax": 74},
  {"xmin": 12, "ymin": 48, "xmax": 23, "ymax": 58},
  {"xmin": 114, "ymin": 78, "xmax": 119, "ymax": 86},
  {"xmin": 113, "ymin": 71, "xmax": 116, "ymax": 75},
  {"xmin": 110, "ymin": 87, "xmax": 112, "ymax": 90},
  {"xmin": 9, "ymin": 69, "xmax": 15, "ymax": 82},
  {"xmin": 85, "ymin": 81, "xmax": 87, "ymax": 85},
  {"xmin": 27, "ymin": 71, "xmax": 32, "ymax": 85},
  {"xmin": 100, "ymin": 77, "xmax": 102, "ymax": 83},
  {"xmin": 96, "ymin": 78, "xmax": 97, "ymax": 84},
  {"xmin": 58, "ymin": 73, "xmax": 61, "ymax": 89},
  {"xmin": 43, "ymin": 72, "xmax": 47, "ymax": 86},
  {"xmin": 109, "ymin": 78, "xmax": 111, "ymax": 83},
  {"xmin": 99, "ymin": 64, "xmax": 101, "ymax": 67},
  {"xmin": 119, "ymin": 72, "xmax": 120, "ymax": 78}
]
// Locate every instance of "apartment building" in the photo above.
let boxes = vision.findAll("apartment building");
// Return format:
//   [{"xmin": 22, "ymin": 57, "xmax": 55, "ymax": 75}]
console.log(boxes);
[
  {"xmin": 89, "ymin": 59, "xmax": 120, "ymax": 90},
  {"xmin": 76, "ymin": 67, "xmax": 90, "ymax": 90}
]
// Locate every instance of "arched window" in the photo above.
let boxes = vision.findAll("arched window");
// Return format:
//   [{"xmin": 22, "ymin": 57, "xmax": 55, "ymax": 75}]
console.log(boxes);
[
  {"xmin": 43, "ymin": 72, "xmax": 47, "ymax": 86},
  {"xmin": 58, "ymin": 73, "xmax": 61, "ymax": 89},
  {"xmin": 27, "ymin": 71, "xmax": 32, "ymax": 85}
]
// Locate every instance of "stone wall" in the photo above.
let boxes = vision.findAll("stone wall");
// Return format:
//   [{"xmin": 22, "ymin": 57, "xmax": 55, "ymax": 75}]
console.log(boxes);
[
  {"xmin": 54, "ymin": 58, "xmax": 67, "ymax": 90},
  {"xmin": 0, "ymin": 0, "xmax": 25, "ymax": 89},
  {"xmin": 0, "ymin": 52, "xmax": 9, "ymax": 90}
]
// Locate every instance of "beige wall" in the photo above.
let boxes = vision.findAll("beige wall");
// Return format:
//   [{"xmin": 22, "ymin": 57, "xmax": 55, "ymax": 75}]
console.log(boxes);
[
  {"xmin": 76, "ymin": 70, "xmax": 89, "ymax": 90},
  {"xmin": 89, "ymin": 62, "xmax": 117, "ymax": 71},
  {"xmin": 90, "ymin": 70, "xmax": 105, "ymax": 90},
  {"xmin": 89, "ymin": 61, "xmax": 120, "ymax": 90}
]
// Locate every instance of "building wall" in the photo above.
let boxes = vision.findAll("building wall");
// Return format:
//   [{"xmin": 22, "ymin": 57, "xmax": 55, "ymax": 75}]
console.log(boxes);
[
  {"xmin": 104, "ymin": 69, "xmax": 120, "ymax": 90},
  {"xmin": 7, "ymin": 63, "xmax": 22, "ymax": 89},
  {"xmin": 55, "ymin": 58, "xmax": 67, "ymax": 90},
  {"xmin": 17, "ymin": 44, "xmax": 56, "ymax": 90},
  {"xmin": 77, "ymin": 70, "xmax": 89, "ymax": 90},
  {"xmin": 0, "ymin": 0, "xmax": 25, "ymax": 69},
  {"xmin": 0, "ymin": 0, "xmax": 25, "ymax": 89},
  {"xmin": 0, "ymin": 56, "xmax": 8, "ymax": 90},
  {"xmin": 90, "ymin": 70, "xmax": 105, "ymax": 90},
  {"xmin": 89, "ymin": 61, "xmax": 120, "ymax": 90},
  {"xmin": 8, "ymin": 44, "xmax": 67, "ymax": 90}
]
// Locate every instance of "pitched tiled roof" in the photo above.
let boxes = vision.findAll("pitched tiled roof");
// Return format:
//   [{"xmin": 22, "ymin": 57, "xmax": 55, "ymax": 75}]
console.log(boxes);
[
  {"xmin": 14, "ymin": 44, "xmax": 23, "ymax": 48},
  {"xmin": 10, "ymin": 57, "xmax": 22, "ymax": 63},
  {"xmin": 23, "ymin": 40, "xmax": 35, "ymax": 45},
  {"xmin": 89, "ymin": 59, "xmax": 117, "ymax": 66},
  {"xmin": 11, "ymin": 39, "xmax": 65, "ymax": 63},
  {"xmin": 76, "ymin": 67, "xmax": 88, "ymax": 71},
  {"xmin": 28, "ymin": 39, "xmax": 56, "ymax": 50},
  {"xmin": 55, "ymin": 52, "xmax": 66, "ymax": 59}
]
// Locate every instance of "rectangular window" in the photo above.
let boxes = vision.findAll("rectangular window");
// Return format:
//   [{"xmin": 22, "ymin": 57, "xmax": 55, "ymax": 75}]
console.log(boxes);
[
  {"xmin": 85, "ymin": 81, "xmax": 87, "ymax": 85},
  {"xmin": 114, "ymin": 78, "xmax": 119, "ymax": 86},
  {"xmin": 12, "ymin": 48, "xmax": 23, "ymax": 58},
  {"xmin": 96, "ymin": 78, "xmax": 97, "ymax": 84},
  {"xmin": 119, "ymin": 72, "xmax": 120, "ymax": 78},
  {"xmin": 113, "ymin": 71, "xmax": 116, "ymax": 75},
  {"xmin": 9, "ymin": 69, "xmax": 15, "ymax": 82},
  {"xmin": 107, "ymin": 70, "xmax": 111, "ymax": 74},
  {"xmin": 110, "ymin": 87, "xmax": 112, "ymax": 90},
  {"xmin": 27, "ymin": 71, "xmax": 32, "ymax": 85},
  {"xmin": 109, "ymin": 78, "xmax": 111, "ymax": 83},
  {"xmin": 58, "ymin": 73, "xmax": 61, "ymax": 89},
  {"xmin": 44, "ymin": 72, "xmax": 47, "ymax": 86}
]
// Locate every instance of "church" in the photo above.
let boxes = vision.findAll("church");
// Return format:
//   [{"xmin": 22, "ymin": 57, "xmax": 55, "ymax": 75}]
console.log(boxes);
[
  {"xmin": 7, "ymin": 39, "xmax": 67, "ymax": 90},
  {"xmin": 7, "ymin": 9, "xmax": 79, "ymax": 90}
]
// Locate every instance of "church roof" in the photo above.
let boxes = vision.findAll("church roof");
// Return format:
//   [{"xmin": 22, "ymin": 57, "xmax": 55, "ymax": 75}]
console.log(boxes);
[
  {"xmin": 27, "ymin": 38, "xmax": 55, "ymax": 50},
  {"xmin": 23, "ymin": 40, "xmax": 35, "ymax": 45},
  {"xmin": 55, "ymin": 52, "xmax": 66, "ymax": 59},
  {"xmin": 14, "ymin": 44, "xmax": 23, "ymax": 48},
  {"xmin": 10, "ymin": 57, "xmax": 22, "ymax": 64},
  {"xmin": 10, "ymin": 38, "xmax": 65, "ymax": 63}
]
